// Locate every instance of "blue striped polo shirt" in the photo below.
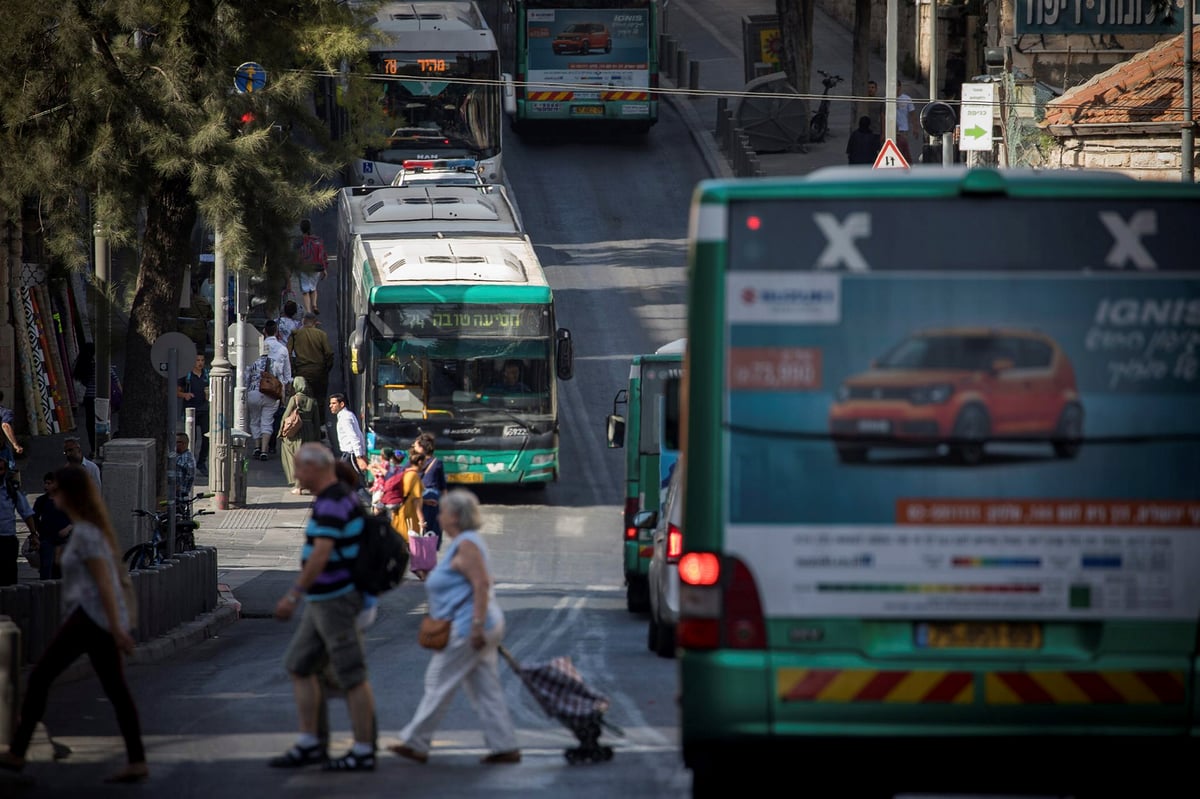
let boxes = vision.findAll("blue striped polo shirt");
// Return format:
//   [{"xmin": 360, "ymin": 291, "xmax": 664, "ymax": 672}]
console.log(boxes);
[{"xmin": 303, "ymin": 482, "xmax": 363, "ymax": 600}]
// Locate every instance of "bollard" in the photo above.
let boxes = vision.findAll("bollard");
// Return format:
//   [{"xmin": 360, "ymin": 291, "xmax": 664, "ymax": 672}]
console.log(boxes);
[
  {"xmin": 159, "ymin": 561, "xmax": 179, "ymax": 631},
  {"xmin": 664, "ymin": 37, "xmax": 677, "ymax": 79},
  {"xmin": 676, "ymin": 49, "xmax": 689, "ymax": 92},
  {"xmin": 738, "ymin": 133, "xmax": 753, "ymax": 175},
  {"xmin": 8, "ymin": 586, "xmax": 31, "ymax": 665},
  {"xmin": 207, "ymin": 547, "xmax": 219, "ymax": 611},
  {"xmin": 25, "ymin": 582, "xmax": 50, "ymax": 663},
  {"xmin": 145, "ymin": 568, "xmax": 162, "ymax": 640},
  {"xmin": 748, "ymin": 154, "xmax": 762, "ymax": 178},
  {"xmin": 689, "ymin": 60, "xmax": 701, "ymax": 92},
  {"xmin": 722, "ymin": 110, "xmax": 735, "ymax": 152},
  {"xmin": 658, "ymin": 34, "xmax": 669, "ymax": 75},
  {"xmin": 185, "ymin": 553, "xmax": 202, "ymax": 620},
  {"xmin": 133, "ymin": 570, "xmax": 150, "ymax": 643}
]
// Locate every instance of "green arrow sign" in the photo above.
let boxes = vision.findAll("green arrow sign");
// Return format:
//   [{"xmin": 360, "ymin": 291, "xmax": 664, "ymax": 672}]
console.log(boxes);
[{"xmin": 965, "ymin": 124, "xmax": 988, "ymax": 139}]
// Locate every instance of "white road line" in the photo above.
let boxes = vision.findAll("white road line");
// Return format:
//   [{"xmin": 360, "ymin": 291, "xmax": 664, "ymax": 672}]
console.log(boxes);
[{"xmin": 673, "ymin": 0, "xmax": 741, "ymax": 59}]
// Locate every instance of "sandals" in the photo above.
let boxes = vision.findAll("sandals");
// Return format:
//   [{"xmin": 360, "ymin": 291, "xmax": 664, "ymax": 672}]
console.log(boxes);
[
  {"xmin": 322, "ymin": 750, "xmax": 375, "ymax": 771},
  {"xmin": 268, "ymin": 742, "xmax": 327, "ymax": 768},
  {"xmin": 388, "ymin": 743, "xmax": 428, "ymax": 764}
]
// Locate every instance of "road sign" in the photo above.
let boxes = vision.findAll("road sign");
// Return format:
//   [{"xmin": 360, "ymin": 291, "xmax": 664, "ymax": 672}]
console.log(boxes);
[
  {"xmin": 872, "ymin": 138, "xmax": 910, "ymax": 170},
  {"xmin": 234, "ymin": 62, "xmax": 267, "ymax": 94},
  {"xmin": 959, "ymin": 83, "xmax": 995, "ymax": 152},
  {"xmin": 151, "ymin": 332, "xmax": 197, "ymax": 381}
]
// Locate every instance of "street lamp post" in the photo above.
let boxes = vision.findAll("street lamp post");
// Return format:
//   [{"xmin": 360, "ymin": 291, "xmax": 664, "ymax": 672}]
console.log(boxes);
[
  {"xmin": 208, "ymin": 229, "xmax": 232, "ymax": 509},
  {"xmin": 92, "ymin": 221, "xmax": 111, "ymax": 458}
]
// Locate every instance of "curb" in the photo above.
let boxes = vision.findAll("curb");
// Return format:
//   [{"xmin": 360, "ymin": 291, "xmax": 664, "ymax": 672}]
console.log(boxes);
[
  {"xmin": 22, "ymin": 600, "xmax": 240, "ymax": 685},
  {"xmin": 661, "ymin": 77, "xmax": 734, "ymax": 180}
]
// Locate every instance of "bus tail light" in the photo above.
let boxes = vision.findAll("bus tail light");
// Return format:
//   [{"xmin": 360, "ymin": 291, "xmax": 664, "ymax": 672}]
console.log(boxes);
[
  {"xmin": 666, "ymin": 523, "xmax": 682, "ymax": 563},
  {"xmin": 677, "ymin": 555, "xmax": 766, "ymax": 651},
  {"xmin": 623, "ymin": 498, "xmax": 639, "ymax": 540}
]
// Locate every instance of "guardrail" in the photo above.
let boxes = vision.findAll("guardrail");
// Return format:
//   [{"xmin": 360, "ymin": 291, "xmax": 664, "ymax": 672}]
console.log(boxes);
[{"xmin": 0, "ymin": 547, "xmax": 220, "ymax": 665}]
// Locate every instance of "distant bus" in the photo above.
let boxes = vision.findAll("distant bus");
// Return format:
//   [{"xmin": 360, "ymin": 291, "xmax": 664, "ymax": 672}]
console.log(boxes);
[
  {"xmin": 337, "ymin": 184, "xmax": 573, "ymax": 486},
  {"xmin": 511, "ymin": 0, "xmax": 659, "ymax": 131},
  {"xmin": 606, "ymin": 338, "xmax": 684, "ymax": 611},
  {"xmin": 678, "ymin": 168, "xmax": 1200, "ymax": 796},
  {"xmin": 326, "ymin": 1, "xmax": 508, "ymax": 186}
]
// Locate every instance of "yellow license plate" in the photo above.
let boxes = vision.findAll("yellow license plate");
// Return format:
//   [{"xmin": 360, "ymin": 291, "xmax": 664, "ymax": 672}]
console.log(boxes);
[
  {"xmin": 916, "ymin": 621, "xmax": 1043, "ymax": 649},
  {"xmin": 448, "ymin": 472, "xmax": 484, "ymax": 483},
  {"xmin": 571, "ymin": 105, "xmax": 604, "ymax": 115}
]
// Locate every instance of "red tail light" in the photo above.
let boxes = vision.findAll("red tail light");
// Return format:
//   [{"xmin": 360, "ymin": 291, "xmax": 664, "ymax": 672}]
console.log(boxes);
[
  {"xmin": 677, "ymin": 555, "xmax": 766, "ymax": 651},
  {"xmin": 623, "ymin": 498, "xmax": 639, "ymax": 540},
  {"xmin": 666, "ymin": 523, "xmax": 683, "ymax": 562},
  {"xmin": 723, "ymin": 559, "xmax": 767, "ymax": 649}
]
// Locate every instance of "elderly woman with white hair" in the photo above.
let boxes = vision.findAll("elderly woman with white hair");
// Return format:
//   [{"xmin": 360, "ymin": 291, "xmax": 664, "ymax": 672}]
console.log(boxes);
[{"xmin": 389, "ymin": 489, "xmax": 520, "ymax": 765}]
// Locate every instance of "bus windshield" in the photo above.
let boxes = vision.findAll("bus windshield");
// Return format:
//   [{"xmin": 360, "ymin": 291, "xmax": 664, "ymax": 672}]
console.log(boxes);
[{"xmin": 369, "ymin": 51, "xmax": 501, "ymax": 161}]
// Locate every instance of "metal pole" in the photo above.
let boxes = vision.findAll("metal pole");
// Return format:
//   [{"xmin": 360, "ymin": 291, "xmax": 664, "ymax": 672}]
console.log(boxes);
[
  {"xmin": 1183, "ymin": 8, "xmax": 1194, "ymax": 183},
  {"xmin": 92, "ymin": 221, "xmax": 111, "ymax": 458},
  {"xmin": 165, "ymin": 347, "xmax": 177, "ymax": 558},
  {"xmin": 689, "ymin": 60, "xmax": 700, "ymax": 92},
  {"xmin": 677, "ymin": 49, "xmax": 689, "ymax": 91},
  {"xmin": 208, "ymin": 229, "xmax": 232, "ymax": 510},
  {"xmin": 929, "ymin": 0, "xmax": 939, "ymax": 155},
  {"xmin": 885, "ymin": 0, "xmax": 899, "ymax": 143},
  {"xmin": 184, "ymin": 407, "xmax": 196, "ymax": 458},
  {"xmin": 942, "ymin": 131, "xmax": 954, "ymax": 166},
  {"xmin": 233, "ymin": 272, "xmax": 247, "ymax": 436}
]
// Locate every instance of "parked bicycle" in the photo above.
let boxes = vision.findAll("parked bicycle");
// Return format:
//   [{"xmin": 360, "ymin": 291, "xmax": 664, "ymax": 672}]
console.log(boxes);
[
  {"xmin": 808, "ymin": 69, "xmax": 844, "ymax": 143},
  {"xmin": 123, "ymin": 492, "xmax": 213, "ymax": 571}
]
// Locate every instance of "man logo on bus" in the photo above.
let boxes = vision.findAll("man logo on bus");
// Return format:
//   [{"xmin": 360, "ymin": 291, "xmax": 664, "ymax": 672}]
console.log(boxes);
[{"xmin": 741, "ymin": 288, "xmax": 756, "ymax": 304}]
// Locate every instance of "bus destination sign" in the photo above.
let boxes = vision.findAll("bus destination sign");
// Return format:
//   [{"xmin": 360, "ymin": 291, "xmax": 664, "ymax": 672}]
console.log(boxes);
[{"xmin": 377, "ymin": 304, "xmax": 550, "ymax": 337}]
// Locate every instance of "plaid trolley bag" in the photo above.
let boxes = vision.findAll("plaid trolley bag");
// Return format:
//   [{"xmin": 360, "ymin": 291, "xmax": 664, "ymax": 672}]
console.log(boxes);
[{"xmin": 499, "ymin": 646, "xmax": 623, "ymax": 763}]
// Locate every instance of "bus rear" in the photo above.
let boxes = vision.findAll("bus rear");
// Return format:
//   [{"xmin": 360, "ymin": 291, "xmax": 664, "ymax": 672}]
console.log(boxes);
[
  {"xmin": 679, "ymin": 169, "xmax": 1200, "ymax": 796},
  {"xmin": 514, "ymin": 0, "xmax": 658, "ymax": 131}
]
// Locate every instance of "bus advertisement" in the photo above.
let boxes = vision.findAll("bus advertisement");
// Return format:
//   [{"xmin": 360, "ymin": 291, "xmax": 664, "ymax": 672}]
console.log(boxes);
[
  {"xmin": 679, "ymin": 168, "xmax": 1200, "ymax": 796},
  {"xmin": 513, "ymin": 0, "xmax": 659, "ymax": 130},
  {"xmin": 337, "ymin": 185, "xmax": 574, "ymax": 486},
  {"xmin": 348, "ymin": 2, "xmax": 506, "ymax": 186},
  {"xmin": 606, "ymin": 338, "xmax": 684, "ymax": 611}
]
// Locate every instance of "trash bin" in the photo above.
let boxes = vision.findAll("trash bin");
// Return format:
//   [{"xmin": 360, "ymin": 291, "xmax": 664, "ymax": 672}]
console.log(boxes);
[
  {"xmin": 0, "ymin": 616, "xmax": 20, "ymax": 747},
  {"xmin": 741, "ymin": 15, "xmax": 781, "ymax": 84}
]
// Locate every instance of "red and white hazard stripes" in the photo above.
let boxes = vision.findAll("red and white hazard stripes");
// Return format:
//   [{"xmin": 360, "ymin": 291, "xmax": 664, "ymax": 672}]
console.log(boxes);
[
  {"xmin": 778, "ymin": 669, "xmax": 974, "ymax": 704},
  {"xmin": 777, "ymin": 668, "xmax": 1188, "ymax": 705},
  {"xmin": 526, "ymin": 91, "xmax": 573, "ymax": 101},
  {"xmin": 985, "ymin": 670, "xmax": 1186, "ymax": 705},
  {"xmin": 601, "ymin": 91, "xmax": 649, "ymax": 101}
]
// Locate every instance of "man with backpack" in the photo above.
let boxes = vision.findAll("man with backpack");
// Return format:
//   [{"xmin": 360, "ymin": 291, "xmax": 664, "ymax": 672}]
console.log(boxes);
[
  {"xmin": 297, "ymin": 219, "xmax": 327, "ymax": 316},
  {"xmin": 272, "ymin": 443, "xmax": 380, "ymax": 772}
]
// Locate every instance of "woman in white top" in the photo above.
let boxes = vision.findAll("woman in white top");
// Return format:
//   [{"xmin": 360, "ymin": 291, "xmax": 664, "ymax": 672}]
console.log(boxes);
[{"xmin": 0, "ymin": 465, "xmax": 148, "ymax": 783}]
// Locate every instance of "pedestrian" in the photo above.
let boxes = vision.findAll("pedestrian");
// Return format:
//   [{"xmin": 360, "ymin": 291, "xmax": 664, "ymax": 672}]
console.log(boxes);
[
  {"xmin": 398, "ymin": 447, "xmax": 426, "ymax": 542},
  {"xmin": 72, "ymin": 343, "xmax": 98, "ymax": 457},
  {"xmin": 329, "ymin": 393, "xmax": 368, "ymax": 475},
  {"xmin": 866, "ymin": 79, "xmax": 883, "ymax": 135},
  {"xmin": 0, "ymin": 462, "xmax": 38, "ymax": 586},
  {"xmin": 32, "ymin": 472, "xmax": 72, "ymax": 580},
  {"xmin": 246, "ymin": 348, "xmax": 282, "ymax": 462},
  {"xmin": 0, "ymin": 465, "xmax": 147, "ymax": 784},
  {"xmin": 0, "ymin": 390, "xmax": 23, "ymax": 470},
  {"xmin": 271, "ymin": 443, "xmax": 378, "ymax": 772},
  {"xmin": 415, "ymin": 432, "xmax": 447, "ymax": 549},
  {"xmin": 846, "ymin": 115, "xmax": 882, "ymax": 165},
  {"xmin": 175, "ymin": 433, "xmax": 196, "ymax": 508},
  {"xmin": 280, "ymin": 376, "xmax": 322, "ymax": 494},
  {"xmin": 62, "ymin": 437, "xmax": 101, "ymax": 491},
  {"xmin": 389, "ymin": 489, "xmax": 520, "ymax": 766},
  {"xmin": 289, "ymin": 312, "xmax": 334, "ymax": 422},
  {"xmin": 263, "ymin": 320, "xmax": 294, "ymax": 456},
  {"xmin": 375, "ymin": 449, "xmax": 407, "ymax": 523},
  {"xmin": 278, "ymin": 299, "xmax": 301, "ymax": 345},
  {"xmin": 297, "ymin": 219, "xmax": 328, "ymax": 316},
  {"xmin": 176, "ymin": 353, "xmax": 210, "ymax": 474},
  {"xmin": 895, "ymin": 79, "xmax": 916, "ymax": 162}
]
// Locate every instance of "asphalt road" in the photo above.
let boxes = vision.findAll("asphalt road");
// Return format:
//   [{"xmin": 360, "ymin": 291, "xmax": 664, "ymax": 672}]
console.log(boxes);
[{"xmin": 13, "ymin": 104, "xmax": 700, "ymax": 798}]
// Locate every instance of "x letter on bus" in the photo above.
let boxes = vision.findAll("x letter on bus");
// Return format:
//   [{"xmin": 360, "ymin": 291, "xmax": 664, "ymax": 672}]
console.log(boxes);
[
  {"xmin": 1100, "ymin": 210, "xmax": 1157, "ymax": 270},
  {"xmin": 814, "ymin": 212, "xmax": 870, "ymax": 271}
]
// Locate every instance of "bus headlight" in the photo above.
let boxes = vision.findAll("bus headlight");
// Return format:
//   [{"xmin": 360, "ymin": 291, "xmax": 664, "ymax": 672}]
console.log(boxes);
[{"xmin": 531, "ymin": 453, "xmax": 555, "ymax": 466}]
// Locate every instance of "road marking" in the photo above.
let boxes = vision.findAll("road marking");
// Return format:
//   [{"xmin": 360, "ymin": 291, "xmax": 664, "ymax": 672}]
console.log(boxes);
[
  {"xmin": 494, "ymin": 583, "xmax": 621, "ymax": 593},
  {"xmin": 672, "ymin": 0, "xmax": 741, "ymax": 59}
]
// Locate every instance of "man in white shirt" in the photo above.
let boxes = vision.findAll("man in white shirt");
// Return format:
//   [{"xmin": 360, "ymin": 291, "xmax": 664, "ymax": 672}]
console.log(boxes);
[
  {"xmin": 896, "ymin": 79, "xmax": 917, "ymax": 163},
  {"xmin": 63, "ymin": 437, "xmax": 101, "ymax": 489},
  {"xmin": 329, "ymin": 393, "xmax": 368, "ymax": 473}
]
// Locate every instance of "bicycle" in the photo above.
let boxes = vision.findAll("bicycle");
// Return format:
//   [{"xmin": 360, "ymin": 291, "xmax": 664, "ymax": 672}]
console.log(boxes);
[
  {"xmin": 123, "ymin": 492, "xmax": 214, "ymax": 571},
  {"xmin": 808, "ymin": 70, "xmax": 844, "ymax": 143}
]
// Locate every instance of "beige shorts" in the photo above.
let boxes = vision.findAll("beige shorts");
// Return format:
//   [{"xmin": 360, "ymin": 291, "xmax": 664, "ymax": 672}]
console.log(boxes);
[{"xmin": 283, "ymin": 590, "xmax": 367, "ymax": 689}]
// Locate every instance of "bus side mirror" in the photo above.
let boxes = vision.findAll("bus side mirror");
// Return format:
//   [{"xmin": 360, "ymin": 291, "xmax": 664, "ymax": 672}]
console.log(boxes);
[
  {"xmin": 502, "ymin": 72, "xmax": 517, "ymax": 116},
  {"xmin": 349, "ymin": 315, "xmax": 368, "ymax": 376},
  {"xmin": 606, "ymin": 414, "xmax": 625, "ymax": 448},
  {"xmin": 633, "ymin": 510, "xmax": 658, "ymax": 529},
  {"xmin": 556, "ymin": 328, "xmax": 574, "ymax": 380}
]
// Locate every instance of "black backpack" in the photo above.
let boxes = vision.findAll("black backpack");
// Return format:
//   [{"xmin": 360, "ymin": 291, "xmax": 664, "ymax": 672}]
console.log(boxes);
[{"xmin": 351, "ymin": 511, "xmax": 410, "ymax": 595}]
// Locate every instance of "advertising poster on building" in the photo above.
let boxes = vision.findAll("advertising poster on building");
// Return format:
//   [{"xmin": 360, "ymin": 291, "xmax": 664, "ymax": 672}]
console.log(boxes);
[
  {"xmin": 524, "ymin": 7, "xmax": 650, "ymax": 113},
  {"xmin": 720, "ymin": 198, "xmax": 1200, "ymax": 622}
]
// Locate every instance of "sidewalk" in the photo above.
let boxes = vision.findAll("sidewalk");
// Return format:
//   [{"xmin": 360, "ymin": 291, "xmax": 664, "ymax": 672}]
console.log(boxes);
[{"xmin": 663, "ymin": 0, "xmax": 929, "ymax": 176}]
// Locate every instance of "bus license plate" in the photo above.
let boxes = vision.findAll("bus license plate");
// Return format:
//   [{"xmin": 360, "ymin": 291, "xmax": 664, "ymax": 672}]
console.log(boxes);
[
  {"xmin": 571, "ymin": 105, "xmax": 604, "ymax": 116},
  {"xmin": 915, "ymin": 621, "xmax": 1043, "ymax": 650},
  {"xmin": 449, "ymin": 473, "xmax": 483, "ymax": 484}
]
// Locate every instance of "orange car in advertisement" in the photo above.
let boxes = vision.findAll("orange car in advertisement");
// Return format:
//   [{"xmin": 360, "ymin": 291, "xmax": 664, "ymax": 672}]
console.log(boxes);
[
  {"xmin": 552, "ymin": 22, "xmax": 613, "ymax": 55},
  {"xmin": 828, "ymin": 327, "xmax": 1083, "ymax": 465}
]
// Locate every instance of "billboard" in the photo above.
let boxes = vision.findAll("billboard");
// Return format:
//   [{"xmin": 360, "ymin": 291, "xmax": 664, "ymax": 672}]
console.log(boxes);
[
  {"xmin": 525, "ymin": 7, "xmax": 650, "ymax": 99},
  {"xmin": 1014, "ymin": 0, "xmax": 1185, "ymax": 35}
]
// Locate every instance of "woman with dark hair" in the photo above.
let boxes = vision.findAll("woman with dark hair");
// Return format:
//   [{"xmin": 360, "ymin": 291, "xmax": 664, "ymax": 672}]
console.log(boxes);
[
  {"xmin": 0, "ymin": 465, "xmax": 147, "ymax": 783},
  {"xmin": 415, "ymin": 432, "xmax": 447, "ymax": 549}
]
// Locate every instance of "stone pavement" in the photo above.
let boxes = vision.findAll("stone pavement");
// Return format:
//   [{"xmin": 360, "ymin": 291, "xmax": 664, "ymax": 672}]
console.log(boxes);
[{"xmin": 662, "ymin": 0, "xmax": 930, "ymax": 177}]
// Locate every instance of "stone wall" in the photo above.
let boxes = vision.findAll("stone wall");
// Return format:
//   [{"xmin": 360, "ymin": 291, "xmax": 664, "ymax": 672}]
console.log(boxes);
[{"xmin": 1047, "ymin": 134, "xmax": 1197, "ymax": 181}]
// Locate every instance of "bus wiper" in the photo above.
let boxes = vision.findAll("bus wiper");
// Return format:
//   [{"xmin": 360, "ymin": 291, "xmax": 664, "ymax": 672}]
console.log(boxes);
[{"xmin": 461, "ymin": 405, "xmax": 541, "ymax": 435}]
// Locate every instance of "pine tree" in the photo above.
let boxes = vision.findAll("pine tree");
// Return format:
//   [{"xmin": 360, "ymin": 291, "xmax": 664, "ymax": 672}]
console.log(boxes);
[
  {"xmin": 775, "ymin": 0, "xmax": 815, "ymax": 143},
  {"xmin": 0, "ymin": 1, "xmax": 377, "ymax": 470}
]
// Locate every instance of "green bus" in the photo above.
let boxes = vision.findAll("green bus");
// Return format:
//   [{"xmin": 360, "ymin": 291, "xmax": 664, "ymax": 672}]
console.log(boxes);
[
  {"xmin": 606, "ymin": 338, "xmax": 684, "ymax": 611},
  {"xmin": 678, "ymin": 168, "xmax": 1200, "ymax": 796},
  {"xmin": 511, "ymin": 0, "xmax": 659, "ymax": 131}
]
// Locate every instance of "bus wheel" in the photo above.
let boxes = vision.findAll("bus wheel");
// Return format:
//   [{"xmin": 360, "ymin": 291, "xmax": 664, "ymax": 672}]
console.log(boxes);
[
  {"xmin": 654, "ymin": 622, "xmax": 676, "ymax": 659},
  {"xmin": 626, "ymin": 576, "xmax": 649, "ymax": 613}
]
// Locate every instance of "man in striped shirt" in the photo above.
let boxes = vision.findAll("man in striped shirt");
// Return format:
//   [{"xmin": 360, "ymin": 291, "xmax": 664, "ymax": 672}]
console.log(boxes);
[{"xmin": 272, "ymin": 443, "xmax": 377, "ymax": 771}]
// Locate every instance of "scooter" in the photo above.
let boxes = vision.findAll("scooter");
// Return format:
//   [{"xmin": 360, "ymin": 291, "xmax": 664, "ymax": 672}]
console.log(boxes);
[{"xmin": 808, "ymin": 70, "xmax": 844, "ymax": 143}]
